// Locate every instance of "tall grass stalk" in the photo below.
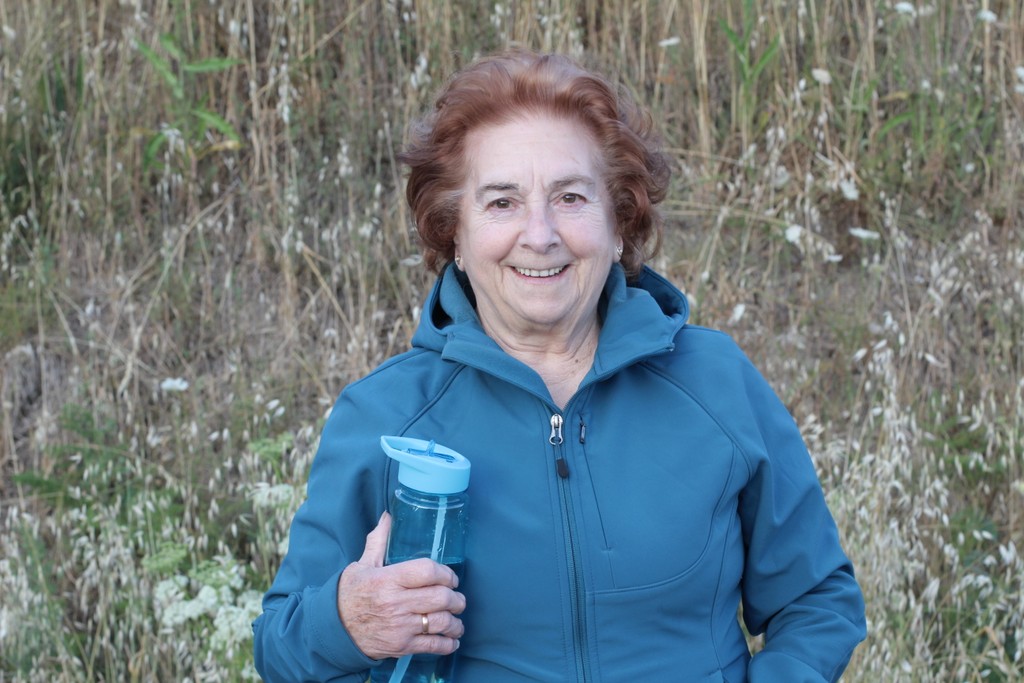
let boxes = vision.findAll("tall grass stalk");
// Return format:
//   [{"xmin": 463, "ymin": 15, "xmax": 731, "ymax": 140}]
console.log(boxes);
[{"xmin": 1, "ymin": 1, "xmax": 1022, "ymax": 680}]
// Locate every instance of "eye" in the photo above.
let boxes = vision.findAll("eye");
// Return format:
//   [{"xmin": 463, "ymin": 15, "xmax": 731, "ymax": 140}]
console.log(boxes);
[
  {"xmin": 488, "ymin": 198, "xmax": 513, "ymax": 210},
  {"xmin": 560, "ymin": 193, "xmax": 581, "ymax": 204}
]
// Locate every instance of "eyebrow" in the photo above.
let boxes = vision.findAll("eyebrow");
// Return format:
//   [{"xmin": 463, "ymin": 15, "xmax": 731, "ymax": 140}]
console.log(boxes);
[
  {"xmin": 473, "ymin": 175, "xmax": 598, "ymax": 202},
  {"xmin": 474, "ymin": 182, "xmax": 519, "ymax": 202}
]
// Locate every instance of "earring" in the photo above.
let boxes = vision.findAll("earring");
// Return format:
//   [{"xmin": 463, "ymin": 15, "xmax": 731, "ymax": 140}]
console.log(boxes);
[
  {"xmin": 615, "ymin": 245, "xmax": 623, "ymax": 259},
  {"xmin": 454, "ymin": 254, "xmax": 463, "ymax": 269}
]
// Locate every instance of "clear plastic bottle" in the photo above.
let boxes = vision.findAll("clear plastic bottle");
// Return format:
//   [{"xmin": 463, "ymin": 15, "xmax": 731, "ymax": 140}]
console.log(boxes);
[{"xmin": 370, "ymin": 436, "xmax": 470, "ymax": 683}]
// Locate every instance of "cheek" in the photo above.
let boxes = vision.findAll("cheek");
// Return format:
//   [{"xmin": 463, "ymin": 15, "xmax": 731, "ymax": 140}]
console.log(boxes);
[{"xmin": 465, "ymin": 224, "xmax": 517, "ymax": 258}]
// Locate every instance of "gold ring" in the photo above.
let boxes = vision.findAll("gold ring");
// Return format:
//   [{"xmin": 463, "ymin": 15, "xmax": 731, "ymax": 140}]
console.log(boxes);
[{"xmin": 421, "ymin": 614, "xmax": 430, "ymax": 635}]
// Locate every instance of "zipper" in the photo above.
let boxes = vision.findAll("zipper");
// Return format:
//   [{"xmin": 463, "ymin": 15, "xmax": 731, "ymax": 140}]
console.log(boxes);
[
  {"xmin": 549, "ymin": 414, "xmax": 569, "ymax": 477},
  {"xmin": 549, "ymin": 411, "xmax": 590, "ymax": 681}
]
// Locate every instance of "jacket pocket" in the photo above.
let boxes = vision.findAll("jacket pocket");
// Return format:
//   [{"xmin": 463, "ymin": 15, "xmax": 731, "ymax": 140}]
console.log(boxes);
[
  {"xmin": 587, "ymin": 568, "xmax": 750, "ymax": 681},
  {"xmin": 578, "ymin": 430, "xmax": 742, "ymax": 590}
]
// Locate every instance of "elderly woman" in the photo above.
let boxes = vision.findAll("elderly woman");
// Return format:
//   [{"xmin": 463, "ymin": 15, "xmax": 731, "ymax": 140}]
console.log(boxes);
[{"xmin": 253, "ymin": 50, "xmax": 866, "ymax": 682}]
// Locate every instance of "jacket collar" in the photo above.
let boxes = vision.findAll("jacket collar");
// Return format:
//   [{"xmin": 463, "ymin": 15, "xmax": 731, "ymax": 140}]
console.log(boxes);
[{"xmin": 411, "ymin": 263, "xmax": 690, "ymax": 394}]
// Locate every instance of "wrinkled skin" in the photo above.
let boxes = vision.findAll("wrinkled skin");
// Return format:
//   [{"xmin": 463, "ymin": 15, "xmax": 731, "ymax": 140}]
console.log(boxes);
[{"xmin": 337, "ymin": 513, "xmax": 466, "ymax": 660}]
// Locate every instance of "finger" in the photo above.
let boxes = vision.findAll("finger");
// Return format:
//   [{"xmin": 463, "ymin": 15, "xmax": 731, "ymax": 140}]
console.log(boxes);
[
  {"xmin": 417, "ymin": 583, "xmax": 466, "ymax": 616},
  {"xmin": 420, "ymin": 611, "xmax": 465, "ymax": 640},
  {"xmin": 410, "ymin": 633, "xmax": 462, "ymax": 656},
  {"xmin": 391, "ymin": 557, "xmax": 460, "ymax": 590},
  {"xmin": 357, "ymin": 511, "xmax": 391, "ymax": 567}
]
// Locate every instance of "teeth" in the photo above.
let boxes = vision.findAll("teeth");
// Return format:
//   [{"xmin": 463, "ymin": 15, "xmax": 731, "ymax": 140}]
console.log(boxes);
[{"xmin": 516, "ymin": 266, "xmax": 566, "ymax": 278}]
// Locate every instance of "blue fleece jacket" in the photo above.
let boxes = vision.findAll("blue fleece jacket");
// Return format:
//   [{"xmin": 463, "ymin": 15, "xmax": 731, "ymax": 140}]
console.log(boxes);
[{"xmin": 253, "ymin": 264, "xmax": 866, "ymax": 682}]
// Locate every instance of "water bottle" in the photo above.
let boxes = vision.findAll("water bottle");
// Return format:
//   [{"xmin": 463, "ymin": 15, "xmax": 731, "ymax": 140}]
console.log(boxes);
[{"xmin": 370, "ymin": 436, "xmax": 471, "ymax": 683}]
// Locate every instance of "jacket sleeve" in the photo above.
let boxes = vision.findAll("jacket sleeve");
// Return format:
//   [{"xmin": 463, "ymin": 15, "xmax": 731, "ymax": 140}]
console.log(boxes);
[
  {"xmin": 252, "ymin": 388, "xmax": 390, "ymax": 682},
  {"xmin": 735, "ymin": 356, "xmax": 866, "ymax": 682}
]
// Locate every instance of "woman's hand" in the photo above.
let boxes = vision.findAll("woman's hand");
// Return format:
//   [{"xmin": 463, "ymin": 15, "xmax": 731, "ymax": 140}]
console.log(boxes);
[{"xmin": 337, "ymin": 512, "xmax": 466, "ymax": 660}]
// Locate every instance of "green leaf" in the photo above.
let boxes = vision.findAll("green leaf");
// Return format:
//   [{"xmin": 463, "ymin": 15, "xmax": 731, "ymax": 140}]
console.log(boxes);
[
  {"xmin": 12, "ymin": 471, "xmax": 63, "ymax": 497},
  {"xmin": 749, "ymin": 36, "xmax": 780, "ymax": 84},
  {"xmin": 191, "ymin": 107, "xmax": 241, "ymax": 143},
  {"xmin": 183, "ymin": 57, "xmax": 243, "ymax": 74},
  {"xmin": 136, "ymin": 40, "xmax": 183, "ymax": 99},
  {"xmin": 158, "ymin": 33, "xmax": 185, "ymax": 62},
  {"xmin": 743, "ymin": 0, "xmax": 757, "ymax": 35},
  {"xmin": 720, "ymin": 21, "xmax": 745, "ymax": 56},
  {"xmin": 719, "ymin": 21, "xmax": 749, "ymax": 75},
  {"xmin": 142, "ymin": 542, "xmax": 189, "ymax": 575},
  {"xmin": 143, "ymin": 130, "xmax": 168, "ymax": 171},
  {"xmin": 878, "ymin": 111, "xmax": 914, "ymax": 140}
]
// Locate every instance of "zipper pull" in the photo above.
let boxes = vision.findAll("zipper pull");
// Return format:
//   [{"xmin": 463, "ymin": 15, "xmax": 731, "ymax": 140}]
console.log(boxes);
[
  {"xmin": 550, "ymin": 414, "xmax": 569, "ymax": 478},
  {"xmin": 549, "ymin": 414, "xmax": 564, "ymax": 445}
]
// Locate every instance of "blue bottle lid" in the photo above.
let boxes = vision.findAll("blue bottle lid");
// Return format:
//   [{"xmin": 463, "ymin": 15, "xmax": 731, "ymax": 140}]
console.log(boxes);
[{"xmin": 380, "ymin": 436, "xmax": 471, "ymax": 494}]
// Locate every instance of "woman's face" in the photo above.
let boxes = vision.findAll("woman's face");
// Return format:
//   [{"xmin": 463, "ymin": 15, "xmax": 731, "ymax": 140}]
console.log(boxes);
[{"xmin": 455, "ymin": 114, "xmax": 621, "ymax": 347}]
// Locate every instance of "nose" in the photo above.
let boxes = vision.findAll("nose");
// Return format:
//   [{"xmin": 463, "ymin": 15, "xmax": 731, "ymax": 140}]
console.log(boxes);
[{"xmin": 519, "ymin": 202, "xmax": 560, "ymax": 251}]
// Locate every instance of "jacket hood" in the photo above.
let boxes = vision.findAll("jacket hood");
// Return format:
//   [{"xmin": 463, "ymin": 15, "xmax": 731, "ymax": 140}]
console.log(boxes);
[{"xmin": 411, "ymin": 264, "xmax": 690, "ymax": 382}]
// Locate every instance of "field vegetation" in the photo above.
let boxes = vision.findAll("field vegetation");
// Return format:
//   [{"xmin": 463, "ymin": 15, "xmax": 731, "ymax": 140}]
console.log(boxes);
[{"xmin": 1, "ymin": 0, "xmax": 1022, "ymax": 680}]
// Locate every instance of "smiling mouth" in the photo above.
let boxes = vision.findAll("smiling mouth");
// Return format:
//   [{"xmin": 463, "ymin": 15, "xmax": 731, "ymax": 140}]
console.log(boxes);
[{"xmin": 515, "ymin": 265, "xmax": 567, "ymax": 278}]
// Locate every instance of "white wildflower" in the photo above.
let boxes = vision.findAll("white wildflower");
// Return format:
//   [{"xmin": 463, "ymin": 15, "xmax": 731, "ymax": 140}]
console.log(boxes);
[
  {"xmin": 146, "ymin": 427, "xmax": 165, "ymax": 447},
  {"xmin": 160, "ymin": 377, "xmax": 189, "ymax": 392},
  {"xmin": 728, "ymin": 304, "xmax": 746, "ymax": 325},
  {"xmin": 849, "ymin": 227, "xmax": 881, "ymax": 241},
  {"xmin": 159, "ymin": 601, "xmax": 192, "ymax": 628},
  {"xmin": 400, "ymin": 254, "xmax": 423, "ymax": 267},
  {"xmin": 410, "ymin": 53, "xmax": 430, "ymax": 90},
  {"xmin": 811, "ymin": 68, "xmax": 831, "ymax": 85},
  {"xmin": 785, "ymin": 224, "xmax": 804, "ymax": 243},
  {"xmin": 337, "ymin": 139, "xmax": 354, "ymax": 179},
  {"xmin": 194, "ymin": 584, "xmax": 221, "ymax": 613},
  {"xmin": 771, "ymin": 165, "xmax": 791, "ymax": 188},
  {"xmin": 249, "ymin": 482, "xmax": 296, "ymax": 509},
  {"xmin": 839, "ymin": 179, "xmax": 859, "ymax": 200},
  {"xmin": 1016, "ymin": 66, "xmax": 1024, "ymax": 81},
  {"xmin": 658, "ymin": 36, "xmax": 681, "ymax": 48},
  {"xmin": 998, "ymin": 541, "xmax": 1017, "ymax": 565},
  {"xmin": 211, "ymin": 590, "xmax": 263, "ymax": 652},
  {"xmin": 894, "ymin": 2, "xmax": 916, "ymax": 16},
  {"xmin": 977, "ymin": 9, "xmax": 997, "ymax": 23},
  {"xmin": 211, "ymin": 605, "xmax": 251, "ymax": 650},
  {"xmin": 0, "ymin": 605, "xmax": 9, "ymax": 641},
  {"xmin": 154, "ymin": 575, "xmax": 188, "ymax": 609}
]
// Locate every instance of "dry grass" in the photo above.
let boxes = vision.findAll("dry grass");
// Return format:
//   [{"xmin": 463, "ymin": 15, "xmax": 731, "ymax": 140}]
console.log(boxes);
[{"xmin": 1, "ymin": 0, "xmax": 1022, "ymax": 680}]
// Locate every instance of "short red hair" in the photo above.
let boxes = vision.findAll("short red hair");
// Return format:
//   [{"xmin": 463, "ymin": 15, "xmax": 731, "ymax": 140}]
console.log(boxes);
[{"xmin": 399, "ymin": 49, "xmax": 671, "ymax": 279}]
